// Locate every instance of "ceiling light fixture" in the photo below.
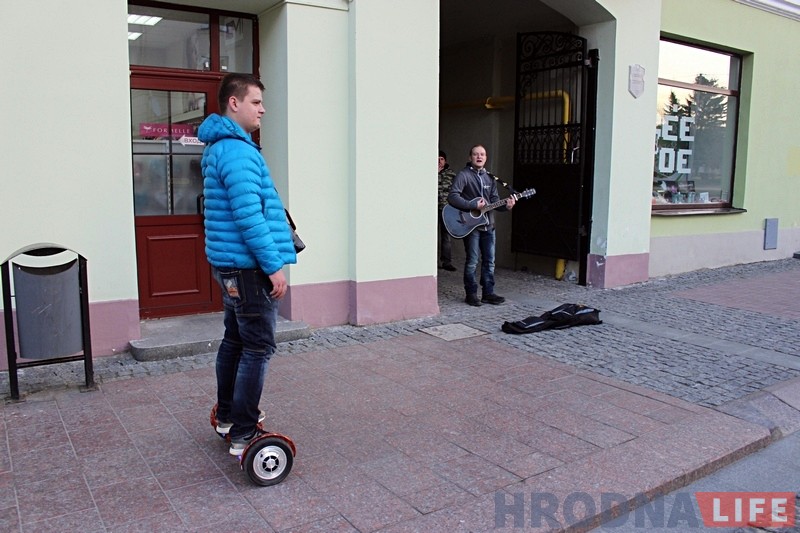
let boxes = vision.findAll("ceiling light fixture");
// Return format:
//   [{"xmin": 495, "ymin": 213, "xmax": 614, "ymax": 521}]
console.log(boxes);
[{"xmin": 127, "ymin": 14, "xmax": 163, "ymax": 26}]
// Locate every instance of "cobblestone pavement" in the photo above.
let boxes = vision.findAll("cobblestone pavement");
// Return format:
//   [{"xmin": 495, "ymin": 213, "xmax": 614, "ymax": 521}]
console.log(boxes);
[{"xmin": 4, "ymin": 258, "xmax": 800, "ymax": 410}]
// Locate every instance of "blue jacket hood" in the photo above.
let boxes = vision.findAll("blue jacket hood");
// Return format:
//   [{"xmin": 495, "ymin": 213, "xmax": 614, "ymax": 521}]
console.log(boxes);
[{"xmin": 198, "ymin": 114, "xmax": 259, "ymax": 149}]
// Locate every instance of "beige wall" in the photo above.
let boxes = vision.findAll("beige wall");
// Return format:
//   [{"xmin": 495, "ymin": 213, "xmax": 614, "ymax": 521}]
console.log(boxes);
[
  {"xmin": 0, "ymin": 0, "xmax": 140, "ymax": 358},
  {"xmin": 650, "ymin": 0, "xmax": 800, "ymax": 276},
  {"xmin": 262, "ymin": 0, "xmax": 441, "ymax": 325},
  {"xmin": 0, "ymin": 0, "xmax": 137, "ymax": 300}
]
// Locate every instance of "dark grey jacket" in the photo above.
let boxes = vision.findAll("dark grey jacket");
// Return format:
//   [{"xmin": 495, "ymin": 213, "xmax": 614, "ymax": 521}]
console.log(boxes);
[{"xmin": 447, "ymin": 165, "xmax": 507, "ymax": 229}]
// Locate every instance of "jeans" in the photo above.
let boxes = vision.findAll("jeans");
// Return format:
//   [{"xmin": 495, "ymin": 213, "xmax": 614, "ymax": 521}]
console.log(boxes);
[
  {"xmin": 463, "ymin": 228, "xmax": 496, "ymax": 296},
  {"xmin": 212, "ymin": 267, "xmax": 279, "ymax": 441}
]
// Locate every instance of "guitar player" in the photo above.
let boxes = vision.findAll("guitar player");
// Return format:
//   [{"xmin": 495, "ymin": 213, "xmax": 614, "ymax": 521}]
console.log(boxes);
[{"xmin": 447, "ymin": 144, "xmax": 515, "ymax": 307}]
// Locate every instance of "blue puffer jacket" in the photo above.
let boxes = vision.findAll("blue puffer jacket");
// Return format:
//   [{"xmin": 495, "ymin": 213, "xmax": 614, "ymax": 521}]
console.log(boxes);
[{"xmin": 198, "ymin": 114, "xmax": 296, "ymax": 275}]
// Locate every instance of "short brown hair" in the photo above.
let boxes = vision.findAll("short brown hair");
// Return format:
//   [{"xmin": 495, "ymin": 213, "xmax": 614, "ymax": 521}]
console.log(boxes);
[{"xmin": 218, "ymin": 73, "xmax": 265, "ymax": 111}]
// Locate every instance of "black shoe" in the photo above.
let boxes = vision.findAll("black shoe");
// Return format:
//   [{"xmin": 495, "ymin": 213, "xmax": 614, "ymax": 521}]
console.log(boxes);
[
  {"xmin": 442, "ymin": 263, "xmax": 456, "ymax": 272},
  {"xmin": 465, "ymin": 294, "xmax": 482, "ymax": 307},
  {"xmin": 481, "ymin": 293, "xmax": 505, "ymax": 305}
]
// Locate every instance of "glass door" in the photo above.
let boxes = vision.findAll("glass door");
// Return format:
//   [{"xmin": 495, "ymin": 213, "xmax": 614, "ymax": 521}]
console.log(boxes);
[{"xmin": 132, "ymin": 88, "xmax": 206, "ymax": 216}]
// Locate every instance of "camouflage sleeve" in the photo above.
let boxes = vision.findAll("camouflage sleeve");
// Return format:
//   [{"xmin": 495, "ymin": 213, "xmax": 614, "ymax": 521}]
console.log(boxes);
[{"xmin": 438, "ymin": 169, "xmax": 456, "ymax": 209}]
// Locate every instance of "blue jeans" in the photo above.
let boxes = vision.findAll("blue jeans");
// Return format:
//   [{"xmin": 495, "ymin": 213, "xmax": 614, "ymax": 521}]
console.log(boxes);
[
  {"xmin": 212, "ymin": 267, "xmax": 278, "ymax": 441},
  {"xmin": 463, "ymin": 228, "xmax": 496, "ymax": 296}
]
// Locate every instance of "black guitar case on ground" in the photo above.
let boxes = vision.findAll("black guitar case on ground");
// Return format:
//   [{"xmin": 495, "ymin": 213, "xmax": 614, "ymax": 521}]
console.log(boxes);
[{"xmin": 501, "ymin": 303, "xmax": 602, "ymax": 334}]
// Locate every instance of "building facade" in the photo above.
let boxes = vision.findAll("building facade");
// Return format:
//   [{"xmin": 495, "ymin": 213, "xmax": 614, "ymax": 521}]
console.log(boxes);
[{"xmin": 1, "ymin": 0, "xmax": 798, "ymax": 363}]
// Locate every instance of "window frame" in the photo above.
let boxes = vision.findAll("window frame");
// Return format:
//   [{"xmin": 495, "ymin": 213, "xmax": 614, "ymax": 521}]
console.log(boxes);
[
  {"xmin": 652, "ymin": 37, "xmax": 744, "ymax": 215},
  {"xmin": 128, "ymin": 0, "xmax": 259, "ymax": 80}
]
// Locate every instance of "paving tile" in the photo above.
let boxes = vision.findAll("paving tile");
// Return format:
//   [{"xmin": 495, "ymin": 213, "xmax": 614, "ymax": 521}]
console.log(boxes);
[
  {"xmin": 3, "ymin": 401, "xmax": 61, "ymax": 429},
  {"xmin": 634, "ymin": 413, "xmax": 771, "ymax": 483},
  {"xmin": 7, "ymin": 420, "xmax": 69, "ymax": 455},
  {"xmin": 418, "ymin": 492, "xmax": 518, "ymax": 533},
  {"xmin": 189, "ymin": 512, "xmax": 274, "ymax": 532},
  {"xmin": 101, "ymin": 387, "xmax": 162, "ymax": 410},
  {"xmin": 274, "ymin": 514, "xmax": 358, "ymax": 532},
  {"xmin": 747, "ymin": 391, "xmax": 800, "ymax": 434},
  {"xmin": 167, "ymin": 476, "xmax": 263, "ymax": 530},
  {"xmin": 356, "ymin": 452, "xmax": 449, "ymax": 497},
  {"xmin": 0, "ymin": 472, "xmax": 15, "ymax": 509},
  {"xmin": 170, "ymin": 405, "xmax": 222, "ymax": 447},
  {"xmin": 23, "ymin": 508, "xmax": 105, "ymax": 533},
  {"xmin": 430, "ymin": 452, "xmax": 521, "ymax": 496},
  {"xmin": 382, "ymin": 426, "xmax": 471, "ymax": 466},
  {"xmin": 323, "ymin": 478, "xmax": 421, "ymax": 532},
  {"xmin": 517, "ymin": 423, "xmax": 601, "ymax": 463},
  {"xmin": 419, "ymin": 386, "xmax": 504, "ymax": 417},
  {"xmin": 105, "ymin": 511, "xmax": 187, "ymax": 532},
  {"xmin": 500, "ymin": 451, "xmax": 564, "ymax": 480},
  {"xmin": 114, "ymin": 402, "xmax": 178, "ymax": 434},
  {"xmin": 79, "ymin": 446, "xmax": 151, "ymax": 489},
  {"xmin": 597, "ymin": 388, "xmax": 679, "ymax": 416},
  {"xmin": 16, "ymin": 474, "xmax": 93, "ymax": 525},
  {"xmin": 0, "ymin": 432, "xmax": 11, "ymax": 474},
  {"xmin": 419, "ymin": 323, "xmax": 488, "ymax": 341},
  {"xmin": 554, "ymin": 374, "xmax": 627, "ymax": 398},
  {"xmin": 398, "ymin": 477, "xmax": 478, "ymax": 515},
  {"xmin": 52, "ymin": 388, "xmax": 110, "ymax": 410},
  {"xmin": 770, "ymin": 376, "xmax": 800, "ymax": 409},
  {"xmin": 292, "ymin": 449, "xmax": 368, "ymax": 492},
  {"xmin": 644, "ymin": 403, "xmax": 697, "ymax": 424},
  {"xmin": 244, "ymin": 476, "xmax": 336, "ymax": 531},
  {"xmin": 143, "ymin": 446, "xmax": 224, "ymax": 490},
  {"xmin": 67, "ymin": 419, "xmax": 133, "ymax": 457},
  {"xmin": 92, "ymin": 476, "xmax": 174, "ymax": 528},
  {"xmin": 128, "ymin": 424, "xmax": 199, "ymax": 459},
  {"xmin": 0, "ymin": 506, "xmax": 20, "ymax": 533},
  {"xmin": 160, "ymin": 390, "xmax": 213, "ymax": 414},
  {"xmin": 11, "ymin": 443, "xmax": 79, "ymax": 484},
  {"xmin": 326, "ymin": 430, "xmax": 404, "ymax": 464},
  {"xmin": 445, "ymin": 426, "xmax": 538, "ymax": 464},
  {"xmin": 413, "ymin": 405, "xmax": 497, "ymax": 437},
  {"xmin": 533, "ymin": 406, "xmax": 636, "ymax": 449},
  {"xmin": 674, "ymin": 270, "xmax": 800, "ymax": 319},
  {"xmin": 586, "ymin": 403, "xmax": 669, "ymax": 436},
  {"xmin": 59, "ymin": 403, "xmax": 119, "ymax": 430}
]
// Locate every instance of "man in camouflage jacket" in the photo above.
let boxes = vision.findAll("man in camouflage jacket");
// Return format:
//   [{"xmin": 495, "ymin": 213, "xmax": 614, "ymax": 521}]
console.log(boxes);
[{"xmin": 438, "ymin": 150, "xmax": 457, "ymax": 271}]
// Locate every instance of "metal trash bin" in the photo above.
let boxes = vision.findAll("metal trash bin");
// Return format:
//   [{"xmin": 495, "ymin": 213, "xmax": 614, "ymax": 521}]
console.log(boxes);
[
  {"xmin": 14, "ymin": 260, "xmax": 83, "ymax": 359},
  {"xmin": 1, "ymin": 245, "xmax": 95, "ymax": 400}
]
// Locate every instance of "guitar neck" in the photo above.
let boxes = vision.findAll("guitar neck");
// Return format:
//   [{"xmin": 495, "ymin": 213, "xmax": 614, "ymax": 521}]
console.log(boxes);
[{"xmin": 481, "ymin": 194, "xmax": 516, "ymax": 214}]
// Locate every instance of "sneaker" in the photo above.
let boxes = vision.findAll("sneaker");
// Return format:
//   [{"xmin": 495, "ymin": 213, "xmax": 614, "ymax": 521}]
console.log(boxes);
[
  {"xmin": 481, "ymin": 293, "xmax": 506, "ymax": 305},
  {"xmin": 229, "ymin": 428, "xmax": 267, "ymax": 456},
  {"xmin": 216, "ymin": 409, "xmax": 266, "ymax": 436},
  {"xmin": 465, "ymin": 294, "xmax": 482, "ymax": 307},
  {"xmin": 442, "ymin": 263, "xmax": 457, "ymax": 272}
]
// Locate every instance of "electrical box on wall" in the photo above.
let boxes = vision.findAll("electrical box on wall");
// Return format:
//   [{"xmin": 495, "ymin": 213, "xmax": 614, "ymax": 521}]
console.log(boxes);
[{"xmin": 764, "ymin": 218, "xmax": 778, "ymax": 250}]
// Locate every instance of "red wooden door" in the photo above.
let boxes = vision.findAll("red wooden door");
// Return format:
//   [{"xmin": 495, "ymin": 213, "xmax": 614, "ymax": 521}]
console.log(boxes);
[{"xmin": 131, "ymin": 78, "xmax": 221, "ymax": 318}]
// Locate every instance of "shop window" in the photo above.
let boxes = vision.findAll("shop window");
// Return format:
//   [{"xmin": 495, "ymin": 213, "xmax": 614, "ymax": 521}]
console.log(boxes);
[
  {"xmin": 219, "ymin": 16, "xmax": 254, "ymax": 74},
  {"xmin": 128, "ymin": 3, "xmax": 255, "ymax": 73},
  {"xmin": 653, "ymin": 39, "xmax": 741, "ymax": 210}
]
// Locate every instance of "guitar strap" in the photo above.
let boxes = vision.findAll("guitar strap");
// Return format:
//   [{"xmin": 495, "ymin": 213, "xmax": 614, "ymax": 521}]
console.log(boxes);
[{"xmin": 487, "ymin": 172, "xmax": 518, "ymax": 194}]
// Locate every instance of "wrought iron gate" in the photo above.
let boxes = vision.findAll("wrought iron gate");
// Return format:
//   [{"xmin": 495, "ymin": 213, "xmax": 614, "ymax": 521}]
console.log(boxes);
[{"xmin": 511, "ymin": 32, "xmax": 599, "ymax": 284}]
